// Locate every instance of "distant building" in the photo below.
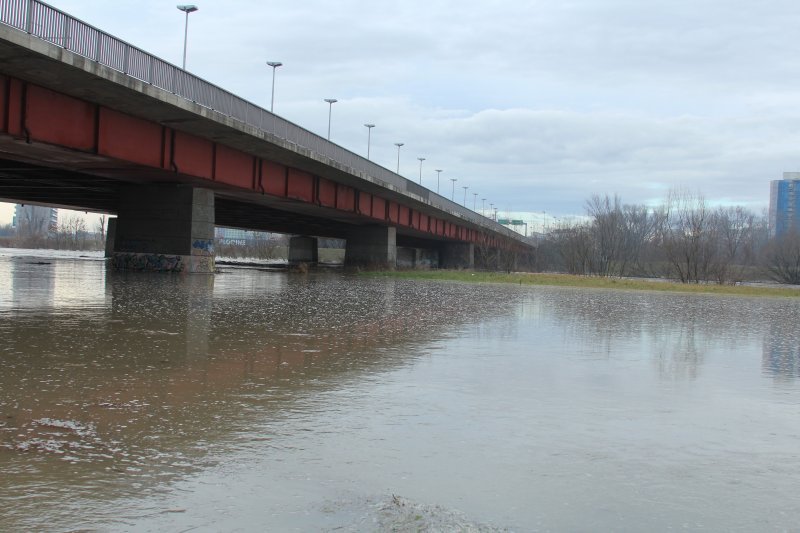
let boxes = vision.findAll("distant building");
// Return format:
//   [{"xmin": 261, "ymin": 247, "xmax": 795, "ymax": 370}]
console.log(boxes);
[
  {"xmin": 770, "ymin": 173, "xmax": 800, "ymax": 237},
  {"xmin": 12, "ymin": 204, "xmax": 58, "ymax": 237}
]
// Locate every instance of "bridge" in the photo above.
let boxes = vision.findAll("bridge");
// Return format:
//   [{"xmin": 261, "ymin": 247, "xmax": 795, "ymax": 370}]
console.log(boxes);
[{"xmin": 0, "ymin": 0, "xmax": 531, "ymax": 272}]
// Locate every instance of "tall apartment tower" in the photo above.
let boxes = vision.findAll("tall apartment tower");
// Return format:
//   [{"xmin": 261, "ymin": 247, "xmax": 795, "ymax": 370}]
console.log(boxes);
[
  {"xmin": 769, "ymin": 172, "xmax": 800, "ymax": 238},
  {"xmin": 12, "ymin": 204, "xmax": 58, "ymax": 237}
]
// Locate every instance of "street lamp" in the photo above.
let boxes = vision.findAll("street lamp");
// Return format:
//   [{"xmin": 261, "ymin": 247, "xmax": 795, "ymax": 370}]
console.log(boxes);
[
  {"xmin": 473, "ymin": 192, "xmax": 478, "ymax": 211},
  {"xmin": 435, "ymin": 169, "xmax": 442, "ymax": 194},
  {"xmin": 450, "ymin": 178, "xmax": 457, "ymax": 200},
  {"xmin": 394, "ymin": 143, "xmax": 404, "ymax": 173},
  {"xmin": 462, "ymin": 186, "xmax": 469, "ymax": 206},
  {"xmin": 266, "ymin": 61, "xmax": 282, "ymax": 112},
  {"xmin": 177, "ymin": 5, "xmax": 198, "ymax": 70},
  {"xmin": 364, "ymin": 124, "xmax": 375, "ymax": 159},
  {"xmin": 417, "ymin": 157, "xmax": 425, "ymax": 185},
  {"xmin": 324, "ymin": 98, "xmax": 337, "ymax": 140},
  {"xmin": 494, "ymin": 207, "xmax": 498, "ymax": 221}
]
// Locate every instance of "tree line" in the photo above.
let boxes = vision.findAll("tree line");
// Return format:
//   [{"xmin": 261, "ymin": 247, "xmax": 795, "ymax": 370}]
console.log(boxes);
[
  {"xmin": 1, "ymin": 214, "xmax": 107, "ymax": 251},
  {"xmin": 530, "ymin": 191, "xmax": 800, "ymax": 284}
]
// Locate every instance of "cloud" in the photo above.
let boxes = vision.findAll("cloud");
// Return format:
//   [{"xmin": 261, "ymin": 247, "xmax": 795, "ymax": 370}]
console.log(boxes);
[{"xmin": 21, "ymin": 0, "xmax": 800, "ymax": 218}]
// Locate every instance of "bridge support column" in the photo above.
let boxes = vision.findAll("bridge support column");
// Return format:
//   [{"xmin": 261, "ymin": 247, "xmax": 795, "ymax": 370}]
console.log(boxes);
[
  {"xmin": 104, "ymin": 217, "xmax": 117, "ymax": 258},
  {"xmin": 288, "ymin": 236, "xmax": 318, "ymax": 265},
  {"xmin": 345, "ymin": 226, "xmax": 397, "ymax": 269},
  {"xmin": 440, "ymin": 242, "xmax": 474, "ymax": 270},
  {"xmin": 112, "ymin": 185, "xmax": 215, "ymax": 273}
]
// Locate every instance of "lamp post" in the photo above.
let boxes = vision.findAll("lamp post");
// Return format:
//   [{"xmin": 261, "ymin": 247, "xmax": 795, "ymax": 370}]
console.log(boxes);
[
  {"xmin": 364, "ymin": 124, "xmax": 375, "ymax": 159},
  {"xmin": 462, "ymin": 186, "xmax": 469, "ymax": 206},
  {"xmin": 417, "ymin": 157, "xmax": 425, "ymax": 185},
  {"xmin": 266, "ymin": 61, "xmax": 282, "ymax": 112},
  {"xmin": 324, "ymin": 99, "xmax": 337, "ymax": 140},
  {"xmin": 494, "ymin": 207, "xmax": 498, "ymax": 221},
  {"xmin": 473, "ymin": 192, "xmax": 478, "ymax": 211},
  {"xmin": 435, "ymin": 169, "xmax": 442, "ymax": 194},
  {"xmin": 450, "ymin": 178, "xmax": 457, "ymax": 200},
  {"xmin": 177, "ymin": 5, "xmax": 198, "ymax": 70},
  {"xmin": 394, "ymin": 143, "xmax": 404, "ymax": 173}
]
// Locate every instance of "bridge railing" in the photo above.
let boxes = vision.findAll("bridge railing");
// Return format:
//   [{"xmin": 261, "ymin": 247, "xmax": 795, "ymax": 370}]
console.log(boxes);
[{"xmin": 0, "ymin": 0, "xmax": 521, "ymax": 241}]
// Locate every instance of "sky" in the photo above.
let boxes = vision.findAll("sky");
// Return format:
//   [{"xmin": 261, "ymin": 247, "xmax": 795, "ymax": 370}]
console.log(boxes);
[{"xmin": 3, "ymin": 0, "xmax": 800, "ymax": 228}]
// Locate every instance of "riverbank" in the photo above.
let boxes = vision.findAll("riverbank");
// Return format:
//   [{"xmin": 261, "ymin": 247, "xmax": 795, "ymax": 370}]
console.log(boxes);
[{"xmin": 364, "ymin": 270, "xmax": 800, "ymax": 298}]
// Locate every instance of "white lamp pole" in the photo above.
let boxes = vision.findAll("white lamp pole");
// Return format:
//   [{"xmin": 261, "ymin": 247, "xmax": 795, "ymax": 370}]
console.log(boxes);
[
  {"xmin": 394, "ymin": 143, "xmax": 404, "ymax": 173},
  {"xmin": 177, "ymin": 5, "xmax": 198, "ymax": 70},
  {"xmin": 435, "ymin": 169, "xmax": 442, "ymax": 194},
  {"xmin": 417, "ymin": 157, "xmax": 425, "ymax": 185},
  {"xmin": 324, "ymin": 98, "xmax": 337, "ymax": 140},
  {"xmin": 267, "ymin": 61, "xmax": 282, "ymax": 112},
  {"xmin": 364, "ymin": 124, "xmax": 375, "ymax": 159}
]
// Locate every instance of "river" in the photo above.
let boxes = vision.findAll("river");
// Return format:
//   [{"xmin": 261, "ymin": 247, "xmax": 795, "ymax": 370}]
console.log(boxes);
[{"xmin": 1, "ymin": 249, "xmax": 799, "ymax": 531}]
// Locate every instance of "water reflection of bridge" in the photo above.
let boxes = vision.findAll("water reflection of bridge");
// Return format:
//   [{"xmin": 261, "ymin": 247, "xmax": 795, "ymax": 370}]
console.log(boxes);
[{"xmin": 0, "ymin": 261, "xmax": 515, "ymax": 487}]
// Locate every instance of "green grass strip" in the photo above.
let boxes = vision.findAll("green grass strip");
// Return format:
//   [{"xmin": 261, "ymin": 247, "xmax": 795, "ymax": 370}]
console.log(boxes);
[{"xmin": 362, "ymin": 270, "xmax": 800, "ymax": 298}]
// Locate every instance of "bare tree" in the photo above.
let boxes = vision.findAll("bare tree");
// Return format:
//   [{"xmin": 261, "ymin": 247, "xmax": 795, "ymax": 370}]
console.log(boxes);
[
  {"xmin": 555, "ymin": 223, "xmax": 593, "ymax": 275},
  {"xmin": 585, "ymin": 194, "xmax": 626, "ymax": 276},
  {"xmin": 658, "ymin": 190, "xmax": 716, "ymax": 283},
  {"xmin": 474, "ymin": 241, "xmax": 498, "ymax": 270},
  {"xmin": 56, "ymin": 214, "xmax": 88, "ymax": 250},
  {"xmin": 621, "ymin": 203, "xmax": 663, "ymax": 277},
  {"xmin": 95, "ymin": 214, "xmax": 107, "ymax": 248},
  {"xmin": 708, "ymin": 206, "xmax": 757, "ymax": 284},
  {"xmin": 764, "ymin": 231, "xmax": 800, "ymax": 284}
]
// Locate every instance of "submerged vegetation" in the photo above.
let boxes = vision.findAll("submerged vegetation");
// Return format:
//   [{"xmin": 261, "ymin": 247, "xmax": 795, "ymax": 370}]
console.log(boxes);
[{"xmin": 364, "ymin": 270, "xmax": 800, "ymax": 298}]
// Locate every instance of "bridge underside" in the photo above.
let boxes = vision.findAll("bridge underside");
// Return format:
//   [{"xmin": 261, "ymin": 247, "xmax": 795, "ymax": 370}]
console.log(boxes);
[
  {"xmin": 0, "ymin": 153, "xmax": 474, "ymax": 243},
  {"xmin": 0, "ymin": 153, "xmax": 477, "ymax": 271},
  {"xmin": 0, "ymin": 26, "xmax": 526, "ymax": 272}
]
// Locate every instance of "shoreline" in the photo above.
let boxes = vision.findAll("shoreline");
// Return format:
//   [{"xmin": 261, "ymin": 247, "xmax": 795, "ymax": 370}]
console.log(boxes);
[{"xmin": 363, "ymin": 270, "xmax": 800, "ymax": 298}]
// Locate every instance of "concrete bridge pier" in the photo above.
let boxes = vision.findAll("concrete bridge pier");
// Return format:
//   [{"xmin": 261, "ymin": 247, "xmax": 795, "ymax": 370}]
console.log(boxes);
[
  {"xmin": 111, "ymin": 184, "xmax": 215, "ymax": 273},
  {"xmin": 288, "ymin": 236, "xmax": 319, "ymax": 266},
  {"xmin": 440, "ymin": 242, "xmax": 475, "ymax": 270},
  {"xmin": 104, "ymin": 217, "xmax": 117, "ymax": 258},
  {"xmin": 345, "ymin": 226, "xmax": 397, "ymax": 269},
  {"xmin": 397, "ymin": 247, "xmax": 438, "ymax": 269}
]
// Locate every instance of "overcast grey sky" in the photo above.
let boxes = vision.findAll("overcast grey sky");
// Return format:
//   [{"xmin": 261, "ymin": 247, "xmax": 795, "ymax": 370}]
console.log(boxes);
[{"xmin": 3, "ymin": 0, "xmax": 800, "ymax": 225}]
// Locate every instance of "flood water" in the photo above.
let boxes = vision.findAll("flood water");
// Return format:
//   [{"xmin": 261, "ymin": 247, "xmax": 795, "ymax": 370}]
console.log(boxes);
[{"xmin": 1, "ymin": 249, "xmax": 799, "ymax": 532}]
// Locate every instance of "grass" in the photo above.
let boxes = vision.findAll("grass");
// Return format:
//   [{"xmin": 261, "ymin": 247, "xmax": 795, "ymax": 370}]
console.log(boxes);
[{"xmin": 362, "ymin": 270, "xmax": 800, "ymax": 298}]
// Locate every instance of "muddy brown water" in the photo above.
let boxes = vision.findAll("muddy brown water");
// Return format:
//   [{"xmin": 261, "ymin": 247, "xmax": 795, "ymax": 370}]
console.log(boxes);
[{"xmin": 1, "ymin": 250, "xmax": 799, "ymax": 531}]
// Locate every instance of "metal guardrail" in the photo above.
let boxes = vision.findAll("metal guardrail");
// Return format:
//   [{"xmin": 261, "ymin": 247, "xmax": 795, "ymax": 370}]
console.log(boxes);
[{"xmin": 0, "ymin": 0, "xmax": 521, "ymax": 240}]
